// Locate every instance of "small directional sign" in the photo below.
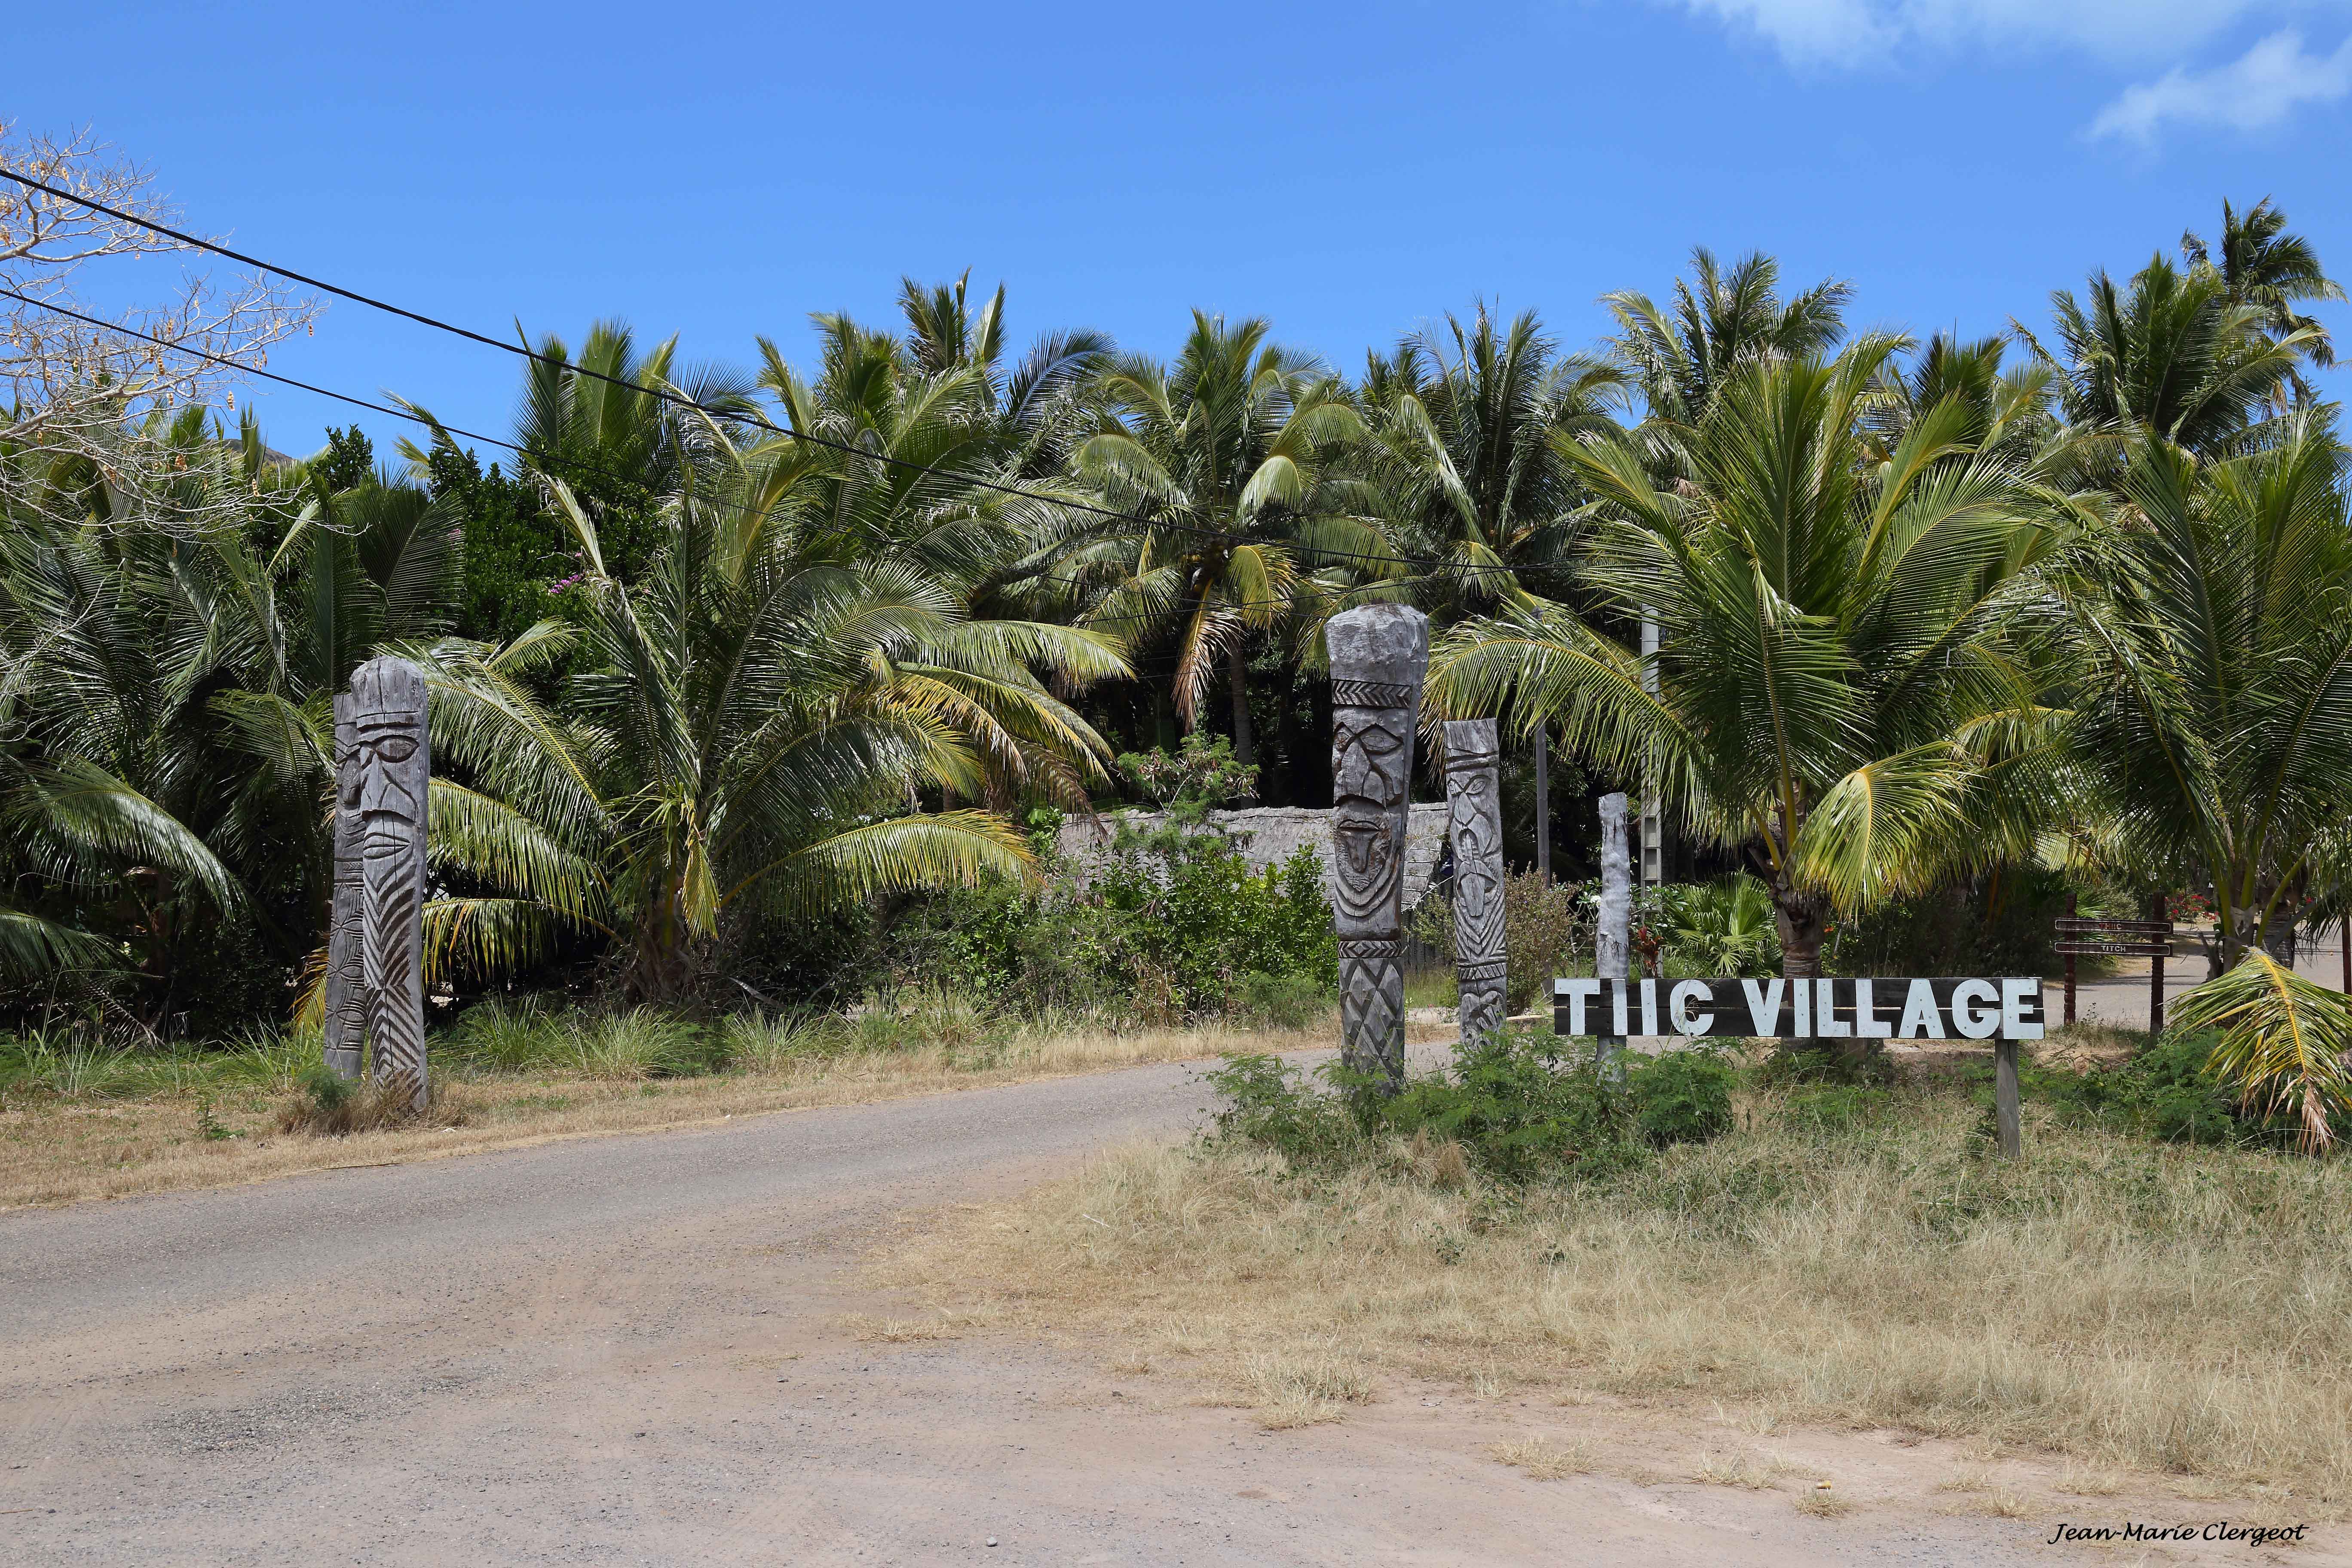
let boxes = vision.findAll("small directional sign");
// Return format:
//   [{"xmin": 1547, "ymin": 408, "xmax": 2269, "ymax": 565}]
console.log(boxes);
[{"xmin": 1551, "ymin": 976, "xmax": 2046, "ymax": 1041}]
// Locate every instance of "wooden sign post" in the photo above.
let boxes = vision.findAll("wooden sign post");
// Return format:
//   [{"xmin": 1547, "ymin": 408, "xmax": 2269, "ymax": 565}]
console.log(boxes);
[
  {"xmin": 2054, "ymin": 913, "xmax": 2175, "ymax": 1033},
  {"xmin": 1554, "ymin": 976, "xmax": 2049, "ymax": 1160}
]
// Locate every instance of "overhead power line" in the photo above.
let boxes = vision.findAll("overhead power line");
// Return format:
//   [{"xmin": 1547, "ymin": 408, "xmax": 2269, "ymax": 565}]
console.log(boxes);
[
  {"xmin": 0, "ymin": 166, "xmax": 1542, "ymax": 582},
  {"xmin": 3, "ymin": 286, "xmax": 1425, "ymax": 631}
]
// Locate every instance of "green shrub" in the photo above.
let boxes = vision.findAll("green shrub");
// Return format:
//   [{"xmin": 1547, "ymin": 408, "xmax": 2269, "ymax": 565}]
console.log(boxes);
[
  {"xmin": 1385, "ymin": 1038, "xmax": 1641, "ymax": 1182},
  {"xmin": 1623, "ymin": 1045, "xmax": 1737, "ymax": 1147},
  {"xmin": 1503, "ymin": 873, "xmax": 1587, "ymax": 1011},
  {"xmin": 296, "ymin": 1063, "xmax": 356, "ymax": 1118},
  {"xmin": 1236, "ymin": 971, "xmax": 1330, "ymax": 1030},
  {"xmin": 1648, "ymin": 875, "xmax": 1780, "ymax": 977},
  {"xmin": 1204, "ymin": 1032, "xmax": 1721, "ymax": 1185},
  {"xmin": 1203, "ymin": 1052, "xmax": 1371, "ymax": 1170},
  {"xmin": 885, "ymin": 837, "xmax": 1335, "ymax": 1024},
  {"xmin": 2033, "ymin": 1029, "xmax": 2259, "ymax": 1146}
]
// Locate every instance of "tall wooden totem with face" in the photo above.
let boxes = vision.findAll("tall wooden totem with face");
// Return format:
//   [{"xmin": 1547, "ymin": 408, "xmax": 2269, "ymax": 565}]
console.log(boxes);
[
  {"xmin": 1326, "ymin": 605, "xmax": 1429, "ymax": 1090},
  {"xmin": 1443, "ymin": 719, "xmax": 1507, "ymax": 1051},
  {"xmin": 328, "ymin": 657, "xmax": 431, "ymax": 1110}
]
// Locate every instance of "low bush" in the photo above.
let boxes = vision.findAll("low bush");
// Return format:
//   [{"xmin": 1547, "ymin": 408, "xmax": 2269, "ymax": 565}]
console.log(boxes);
[
  {"xmin": 1623, "ymin": 1044, "xmax": 1738, "ymax": 1146},
  {"xmin": 881, "ymin": 738, "xmax": 1338, "ymax": 1024},
  {"xmin": 1204, "ymin": 1032, "xmax": 1736, "ymax": 1185},
  {"xmin": 2025, "ymin": 1028, "xmax": 2268, "ymax": 1146}
]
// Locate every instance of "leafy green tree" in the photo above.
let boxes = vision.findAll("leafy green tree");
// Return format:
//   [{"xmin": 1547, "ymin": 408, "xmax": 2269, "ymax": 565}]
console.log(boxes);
[
  {"xmin": 1429, "ymin": 337, "xmax": 2059, "ymax": 981},
  {"xmin": 509, "ymin": 319, "xmax": 756, "ymax": 583},
  {"xmin": 0, "ymin": 410, "xmax": 454, "ymax": 1017}
]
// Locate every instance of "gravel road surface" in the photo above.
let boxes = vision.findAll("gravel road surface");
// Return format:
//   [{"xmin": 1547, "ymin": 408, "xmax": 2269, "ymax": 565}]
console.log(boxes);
[{"xmin": 2, "ymin": 1055, "xmax": 2306, "ymax": 1565}]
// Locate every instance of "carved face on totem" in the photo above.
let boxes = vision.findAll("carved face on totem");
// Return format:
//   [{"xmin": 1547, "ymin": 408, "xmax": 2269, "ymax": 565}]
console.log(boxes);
[
  {"xmin": 343, "ymin": 715, "xmax": 423, "ymax": 824},
  {"xmin": 1331, "ymin": 704, "xmax": 1413, "ymax": 924},
  {"xmin": 341, "ymin": 658, "xmax": 430, "ymax": 847}
]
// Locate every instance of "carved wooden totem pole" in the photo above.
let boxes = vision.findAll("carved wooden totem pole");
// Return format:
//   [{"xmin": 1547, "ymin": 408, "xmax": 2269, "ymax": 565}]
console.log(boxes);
[
  {"xmin": 1326, "ymin": 605, "xmax": 1428, "ymax": 1090},
  {"xmin": 331, "ymin": 657, "xmax": 431, "ymax": 1109},
  {"xmin": 1443, "ymin": 719, "xmax": 1508, "ymax": 1052},
  {"xmin": 323, "ymin": 693, "xmax": 366, "ymax": 1081}
]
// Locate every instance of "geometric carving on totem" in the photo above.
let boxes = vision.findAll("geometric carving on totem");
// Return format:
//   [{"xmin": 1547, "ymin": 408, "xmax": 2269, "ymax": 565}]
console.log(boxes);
[
  {"xmin": 1337, "ymin": 940, "xmax": 1405, "ymax": 1086},
  {"xmin": 323, "ymin": 691, "xmax": 367, "ymax": 1083},
  {"xmin": 345, "ymin": 656, "xmax": 431, "ymax": 1111},
  {"xmin": 1443, "ymin": 718, "xmax": 1507, "ymax": 1054},
  {"xmin": 1326, "ymin": 605, "xmax": 1429, "ymax": 1088}
]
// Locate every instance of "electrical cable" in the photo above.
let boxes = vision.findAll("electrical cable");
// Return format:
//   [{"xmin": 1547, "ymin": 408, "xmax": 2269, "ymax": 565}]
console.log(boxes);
[{"xmin": 1, "ymin": 166, "xmax": 1544, "ymax": 582}]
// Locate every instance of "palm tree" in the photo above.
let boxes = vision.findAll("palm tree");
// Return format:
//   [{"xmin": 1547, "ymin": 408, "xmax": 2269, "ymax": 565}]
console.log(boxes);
[
  {"xmin": 893, "ymin": 271, "xmax": 1112, "ymax": 481},
  {"xmin": 2180, "ymin": 197, "xmax": 2344, "ymax": 383},
  {"xmin": 420, "ymin": 500, "xmax": 1123, "ymax": 1001},
  {"xmin": 1354, "ymin": 303, "xmax": 1621, "ymax": 618},
  {"xmin": 1602, "ymin": 247, "xmax": 1851, "ymax": 476},
  {"xmin": 1428, "ymin": 337, "xmax": 2060, "ymax": 982},
  {"xmin": 511, "ymin": 320, "xmax": 756, "ymax": 582},
  {"xmin": 2061, "ymin": 413, "xmax": 2352, "ymax": 970},
  {"xmin": 1862, "ymin": 333, "xmax": 2058, "ymax": 462},
  {"xmin": 1049, "ymin": 312, "xmax": 1370, "ymax": 766},
  {"xmin": 0, "ymin": 410, "xmax": 447, "ymax": 1011},
  {"xmin": 2016, "ymin": 254, "xmax": 2312, "ymax": 459}
]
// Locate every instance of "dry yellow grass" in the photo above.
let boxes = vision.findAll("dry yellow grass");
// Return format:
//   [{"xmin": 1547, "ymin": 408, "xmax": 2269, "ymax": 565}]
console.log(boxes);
[
  {"xmin": 841, "ymin": 1314, "xmax": 964, "ymax": 1343},
  {"xmin": 1692, "ymin": 1449, "xmax": 1781, "ymax": 1490},
  {"xmin": 1486, "ymin": 1435, "xmax": 1593, "ymax": 1479},
  {"xmin": 875, "ymin": 1090, "xmax": 2352, "ymax": 1501},
  {"xmin": 0, "ymin": 1017, "xmax": 1324, "ymax": 1210}
]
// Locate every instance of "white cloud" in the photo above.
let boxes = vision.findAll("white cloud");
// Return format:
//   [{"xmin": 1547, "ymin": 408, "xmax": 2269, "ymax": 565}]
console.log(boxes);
[
  {"xmin": 1668, "ymin": 0, "xmax": 2342, "ymax": 67},
  {"xmin": 2090, "ymin": 28, "xmax": 2352, "ymax": 139}
]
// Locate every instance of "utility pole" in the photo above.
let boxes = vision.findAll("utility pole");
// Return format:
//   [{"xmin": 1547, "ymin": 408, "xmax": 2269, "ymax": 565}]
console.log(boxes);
[
  {"xmin": 1533, "ymin": 723, "xmax": 1550, "ymax": 885},
  {"xmin": 1639, "ymin": 609, "xmax": 1665, "ymax": 888}
]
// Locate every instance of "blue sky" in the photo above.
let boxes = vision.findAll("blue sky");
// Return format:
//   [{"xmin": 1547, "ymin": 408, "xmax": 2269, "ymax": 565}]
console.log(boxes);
[{"xmin": 14, "ymin": 0, "xmax": 2349, "ymax": 458}]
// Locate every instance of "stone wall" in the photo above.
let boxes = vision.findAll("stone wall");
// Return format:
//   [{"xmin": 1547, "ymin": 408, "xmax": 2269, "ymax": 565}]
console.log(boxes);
[{"xmin": 1055, "ymin": 804, "xmax": 1451, "ymax": 912}]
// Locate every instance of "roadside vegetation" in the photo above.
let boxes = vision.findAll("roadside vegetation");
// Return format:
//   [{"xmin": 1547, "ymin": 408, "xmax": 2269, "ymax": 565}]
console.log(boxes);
[
  {"xmin": 0, "ymin": 1002, "xmax": 1373, "ymax": 1208},
  {"xmin": 883, "ymin": 1026, "xmax": 2352, "ymax": 1503}
]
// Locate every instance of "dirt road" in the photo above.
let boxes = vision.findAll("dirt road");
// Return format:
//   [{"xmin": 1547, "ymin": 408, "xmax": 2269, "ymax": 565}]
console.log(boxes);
[{"xmin": 3, "ymin": 1057, "xmax": 2328, "ymax": 1565}]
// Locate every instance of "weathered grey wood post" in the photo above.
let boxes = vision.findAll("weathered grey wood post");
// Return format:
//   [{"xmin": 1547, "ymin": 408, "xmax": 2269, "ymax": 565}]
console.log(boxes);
[
  {"xmin": 1443, "ymin": 719, "xmax": 1507, "ymax": 1053},
  {"xmin": 1595, "ymin": 790, "xmax": 1632, "ymax": 1078},
  {"xmin": 1994, "ymin": 1038, "xmax": 2023, "ymax": 1160},
  {"xmin": 346, "ymin": 656, "xmax": 431, "ymax": 1111},
  {"xmin": 323, "ymin": 692, "xmax": 366, "ymax": 1082},
  {"xmin": 1327, "ymin": 605, "xmax": 1428, "ymax": 1091}
]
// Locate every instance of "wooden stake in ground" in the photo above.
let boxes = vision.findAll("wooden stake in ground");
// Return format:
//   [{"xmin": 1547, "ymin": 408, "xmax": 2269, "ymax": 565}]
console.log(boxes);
[
  {"xmin": 1442, "ymin": 719, "xmax": 1507, "ymax": 1052},
  {"xmin": 323, "ymin": 692, "xmax": 366, "ymax": 1083},
  {"xmin": 1994, "ymin": 1038, "xmax": 2023, "ymax": 1160},
  {"xmin": 1326, "ymin": 606, "xmax": 1428, "ymax": 1091},
  {"xmin": 1595, "ymin": 791, "xmax": 1631, "ymax": 1078},
  {"xmin": 2149, "ymin": 891, "xmax": 2168, "ymax": 1035},
  {"xmin": 345, "ymin": 656, "xmax": 431, "ymax": 1112},
  {"xmin": 2062, "ymin": 890, "xmax": 2077, "ymax": 1028}
]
